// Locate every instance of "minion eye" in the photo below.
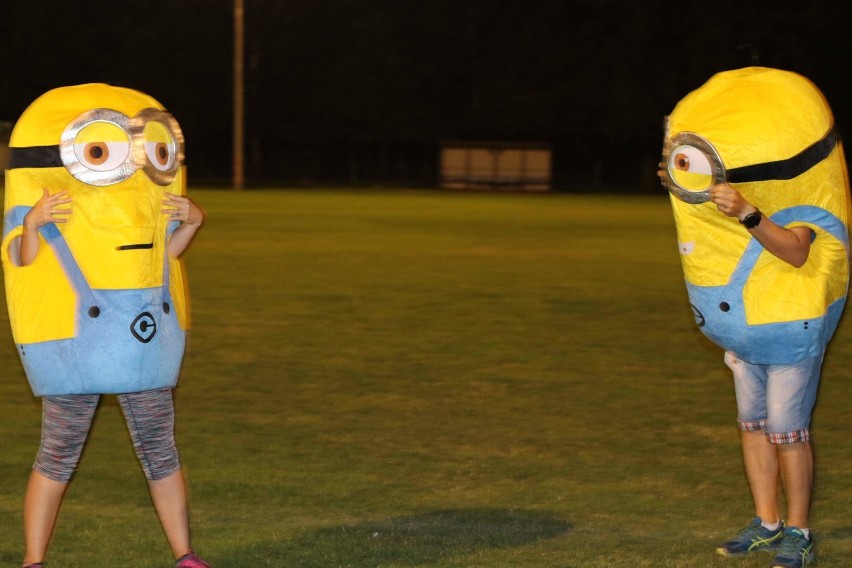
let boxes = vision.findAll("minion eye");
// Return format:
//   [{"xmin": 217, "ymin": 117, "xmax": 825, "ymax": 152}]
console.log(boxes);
[
  {"xmin": 661, "ymin": 131, "xmax": 724, "ymax": 204},
  {"xmin": 143, "ymin": 121, "xmax": 177, "ymax": 172},
  {"xmin": 75, "ymin": 140, "xmax": 131, "ymax": 171},
  {"xmin": 72, "ymin": 121, "xmax": 131, "ymax": 172},
  {"xmin": 668, "ymin": 144, "xmax": 713, "ymax": 191}
]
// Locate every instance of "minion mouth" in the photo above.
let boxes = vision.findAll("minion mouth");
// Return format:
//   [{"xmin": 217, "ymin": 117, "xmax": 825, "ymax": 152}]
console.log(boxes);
[{"xmin": 116, "ymin": 243, "xmax": 154, "ymax": 251}]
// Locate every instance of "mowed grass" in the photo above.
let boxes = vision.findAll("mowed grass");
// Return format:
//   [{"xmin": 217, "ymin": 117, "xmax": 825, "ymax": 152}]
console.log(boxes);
[{"xmin": 2, "ymin": 188, "xmax": 852, "ymax": 567}]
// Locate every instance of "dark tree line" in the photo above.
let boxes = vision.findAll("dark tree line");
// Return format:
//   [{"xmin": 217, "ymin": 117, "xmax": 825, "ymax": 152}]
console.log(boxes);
[{"xmin": 2, "ymin": 0, "xmax": 850, "ymax": 190}]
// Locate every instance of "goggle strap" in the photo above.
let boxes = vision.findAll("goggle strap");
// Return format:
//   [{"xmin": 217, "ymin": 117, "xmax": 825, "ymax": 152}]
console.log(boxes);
[
  {"xmin": 7, "ymin": 145, "xmax": 62, "ymax": 169},
  {"xmin": 727, "ymin": 127, "xmax": 838, "ymax": 183}
]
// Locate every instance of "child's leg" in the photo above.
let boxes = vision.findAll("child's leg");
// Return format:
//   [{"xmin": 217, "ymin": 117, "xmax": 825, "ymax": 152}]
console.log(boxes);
[
  {"xmin": 149, "ymin": 469, "xmax": 192, "ymax": 558},
  {"xmin": 23, "ymin": 472, "xmax": 68, "ymax": 566},
  {"xmin": 25, "ymin": 394, "xmax": 100, "ymax": 565},
  {"xmin": 117, "ymin": 388, "xmax": 193, "ymax": 558}
]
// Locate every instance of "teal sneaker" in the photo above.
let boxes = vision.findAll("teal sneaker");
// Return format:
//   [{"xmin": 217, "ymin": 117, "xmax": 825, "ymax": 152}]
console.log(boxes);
[
  {"xmin": 715, "ymin": 517, "xmax": 785, "ymax": 557},
  {"xmin": 771, "ymin": 527, "xmax": 814, "ymax": 568}
]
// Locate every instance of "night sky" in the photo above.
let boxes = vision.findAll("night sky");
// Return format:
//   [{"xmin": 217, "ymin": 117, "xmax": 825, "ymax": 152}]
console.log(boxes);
[{"xmin": 2, "ymin": 0, "xmax": 850, "ymax": 189}]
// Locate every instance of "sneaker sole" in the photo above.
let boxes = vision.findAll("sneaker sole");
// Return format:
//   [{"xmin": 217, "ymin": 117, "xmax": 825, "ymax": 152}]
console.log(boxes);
[{"xmin": 715, "ymin": 545, "xmax": 780, "ymax": 558}]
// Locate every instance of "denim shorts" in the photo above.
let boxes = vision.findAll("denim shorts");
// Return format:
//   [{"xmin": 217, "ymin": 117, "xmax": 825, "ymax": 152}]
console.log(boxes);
[{"xmin": 724, "ymin": 350, "xmax": 824, "ymax": 444}]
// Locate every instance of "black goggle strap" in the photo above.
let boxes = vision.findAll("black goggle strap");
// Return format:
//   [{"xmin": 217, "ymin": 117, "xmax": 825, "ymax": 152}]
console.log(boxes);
[
  {"xmin": 7, "ymin": 145, "xmax": 62, "ymax": 169},
  {"xmin": 727, "ymin": 127, "xmax": 838, "ymax": 183}
]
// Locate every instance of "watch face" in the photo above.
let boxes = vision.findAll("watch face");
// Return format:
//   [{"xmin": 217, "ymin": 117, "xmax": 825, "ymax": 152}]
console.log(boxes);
[{"xmin": 743, "ymin": 211, "xmax": 762, "ymax": 228}]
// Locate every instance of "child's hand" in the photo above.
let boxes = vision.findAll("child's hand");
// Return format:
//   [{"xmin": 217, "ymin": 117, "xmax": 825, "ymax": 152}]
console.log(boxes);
[
  {"xmin": 162, "ymin": 193, "xmax": 204, "ymax": 226},
  {"xmin": 709, "ymin": 183, "xmax": 756, "ymax": 221},
  {"xmin": 24, "ymin": 188, "xmax": 72, "ymax": 229}
]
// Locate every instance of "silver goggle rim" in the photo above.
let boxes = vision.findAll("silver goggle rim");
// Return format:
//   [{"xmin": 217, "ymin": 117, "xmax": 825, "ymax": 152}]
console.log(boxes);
[
  {"xmin": 661, "ymin": 131, "xmax": 726, "ymax": 204},
  {"xmin": 59, "ymin": 108, "xmax": 185, "ymax": 187}
]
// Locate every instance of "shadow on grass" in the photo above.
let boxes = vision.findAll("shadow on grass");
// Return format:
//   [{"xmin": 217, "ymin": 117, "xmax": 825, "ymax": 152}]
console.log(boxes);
[{"xmin": 229, "ymin": 508, "xmax": 571, "ymax": 567}]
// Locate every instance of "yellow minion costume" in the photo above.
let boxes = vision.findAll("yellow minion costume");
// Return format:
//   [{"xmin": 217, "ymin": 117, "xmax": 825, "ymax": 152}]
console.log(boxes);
[
  {"xmin": 2, "ymin": 83, "xmax": 190, "ymax": 395},
  {"xmin": 661, "ymin": 67, "xmax": 850, "ymax": 364}
]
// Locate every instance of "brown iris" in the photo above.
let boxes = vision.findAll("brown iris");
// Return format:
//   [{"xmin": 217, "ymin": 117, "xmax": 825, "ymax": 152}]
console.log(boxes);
[
  {"xmin": 84, "ymin": 142, "xmax": 110, "ymax": 165},
  {"xmin": 154, "ymin": 143, "xmax": 170, "ymax": 166}
]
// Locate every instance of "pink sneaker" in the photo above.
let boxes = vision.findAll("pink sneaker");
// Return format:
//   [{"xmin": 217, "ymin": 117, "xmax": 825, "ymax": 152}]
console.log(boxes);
[{"xmin": 175, "ymin": 551, "xmax": 212, "ymax": 568}]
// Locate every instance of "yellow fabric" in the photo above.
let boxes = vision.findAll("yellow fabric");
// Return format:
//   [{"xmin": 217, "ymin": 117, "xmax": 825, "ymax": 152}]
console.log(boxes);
[
  {"xmin": 1, "ymin": 220, "xmax": 77, "ymax": 342},
  {"xmin": 3, "ymin": 83, "xmax": 189, "ymax": 344},
  {"xmin": 667, "ymin": 67, "xmax": 850, "ymax": 327},
  {"xmin": 667, "ymin": 67, "xmax": 834, "ymax": 170},
  {"xmin": 9, "ymin": 83, "xmax": 162, "ymax": 147}
]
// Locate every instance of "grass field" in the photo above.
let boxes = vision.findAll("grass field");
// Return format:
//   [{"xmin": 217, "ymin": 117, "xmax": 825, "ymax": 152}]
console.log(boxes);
[{"xmin": 2, "ymin": 188, "xmax": 852, "ymax": 567}]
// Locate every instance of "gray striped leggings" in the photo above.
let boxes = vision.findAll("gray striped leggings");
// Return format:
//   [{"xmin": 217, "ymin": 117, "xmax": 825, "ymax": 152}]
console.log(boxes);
[{"xmin": 35, "ymin": 387, "xmax": 181, "ymax": 483}]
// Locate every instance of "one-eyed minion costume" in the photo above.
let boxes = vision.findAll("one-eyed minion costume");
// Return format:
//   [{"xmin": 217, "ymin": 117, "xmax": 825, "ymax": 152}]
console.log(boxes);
[
  {"xmin": 2, "ymin": 83, "xmax": 190, "ymax": 396},
  {"xmin": 661, "ymin": 67, "xmax": 850, "ymax": 364}
]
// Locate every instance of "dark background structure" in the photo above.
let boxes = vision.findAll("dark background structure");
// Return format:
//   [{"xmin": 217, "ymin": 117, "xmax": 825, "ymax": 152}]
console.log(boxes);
[{"xmin": 1, "ymin": 0, "xmax": 849, "ymax": 190}]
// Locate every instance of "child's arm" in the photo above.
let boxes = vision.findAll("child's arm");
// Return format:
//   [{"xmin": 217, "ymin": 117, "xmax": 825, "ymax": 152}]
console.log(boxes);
[
  {"xmin": 162, "ymin": 193, "xmax": 205, "ymax": 258},
  {"xmin": 709, "ymin": 183, "xmax": 812, "ymax": 268},
  {"xmin": 15, "ymin": 189, "xmax": 72, "ymax": 266}
]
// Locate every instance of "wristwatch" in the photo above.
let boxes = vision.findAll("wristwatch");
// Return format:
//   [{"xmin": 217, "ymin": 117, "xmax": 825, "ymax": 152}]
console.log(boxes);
[{"xmin": 740, "ymin": 209, "xmax": 762, "ymax": 229}]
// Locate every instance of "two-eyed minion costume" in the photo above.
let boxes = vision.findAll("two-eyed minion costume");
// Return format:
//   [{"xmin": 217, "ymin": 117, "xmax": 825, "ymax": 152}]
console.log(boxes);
[
  {"xmin": 661, "ymin": 67, "xmax": 850, "ymax": 364},
  {"xmin": 2, "ymin": 84, "xmax": 190, "ymax": 396}
]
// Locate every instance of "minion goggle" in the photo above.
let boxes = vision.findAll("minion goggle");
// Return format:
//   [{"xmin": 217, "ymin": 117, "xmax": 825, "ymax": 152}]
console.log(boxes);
[
  {"xmin": 8, "ymin": 108, "xmax": 184, "ymax": 187},
  {"xmin": 661, "ymin": 121, "xmax": 838, "ymax": 204}
]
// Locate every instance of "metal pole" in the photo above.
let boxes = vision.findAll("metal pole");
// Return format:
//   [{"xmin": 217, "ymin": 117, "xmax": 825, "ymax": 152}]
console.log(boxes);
[{"xmin": 233, "ymin": 0, "xmax": 245, "ymax": 189}]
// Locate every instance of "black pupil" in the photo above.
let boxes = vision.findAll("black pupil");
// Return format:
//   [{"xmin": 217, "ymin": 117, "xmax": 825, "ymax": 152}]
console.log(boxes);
[{"xmin": 90, "ymin": 146, "xmax": 104, "ymax": 159}]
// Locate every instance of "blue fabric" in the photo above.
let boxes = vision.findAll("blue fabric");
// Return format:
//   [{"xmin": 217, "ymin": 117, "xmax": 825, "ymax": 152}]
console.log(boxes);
[
  {"xmin": 3, "ymin": 205, "xmax": 29, "ymax": 240},
  {"xmin": 7, "ymin": 210, "xmax": 184, "ymax": 396},
  {"xmin": 686, "ymin": 205, "xmax": 848, "ymax": 365}
]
